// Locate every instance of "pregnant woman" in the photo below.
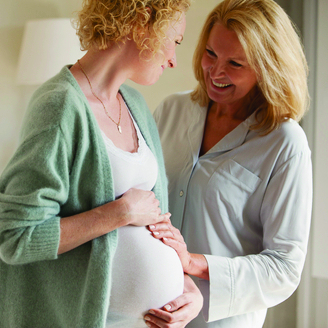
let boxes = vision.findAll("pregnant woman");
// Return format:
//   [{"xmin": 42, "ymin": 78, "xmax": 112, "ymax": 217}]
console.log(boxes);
[
  {"xmin": 0, "ymin": 0, "xmax": 202, "ymax": 327},
  {"xmin": 103, "ymin": 106, "xmax": 183, "ymax": 326}
]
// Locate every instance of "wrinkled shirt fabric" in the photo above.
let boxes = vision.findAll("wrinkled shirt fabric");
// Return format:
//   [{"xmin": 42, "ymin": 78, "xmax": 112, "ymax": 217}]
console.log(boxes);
[{"xmin": 154, "ymin": 91, "xmax": 312, "ymax": 328}]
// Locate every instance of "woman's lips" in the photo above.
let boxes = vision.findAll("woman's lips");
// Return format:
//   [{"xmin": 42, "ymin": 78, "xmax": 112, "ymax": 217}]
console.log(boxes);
[{"xmin": 212, "ymin": 80, "xmax": 232, "ymax": 88}]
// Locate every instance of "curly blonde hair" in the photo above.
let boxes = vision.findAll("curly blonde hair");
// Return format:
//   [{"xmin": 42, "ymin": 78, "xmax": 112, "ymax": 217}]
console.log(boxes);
[
  {"xmin": 74, "ymin": 0, "xmax": 190, "ymax": 56},
  {"xmin": 191, "ymin": 0, "xmax": 309, "ymax": 134}
]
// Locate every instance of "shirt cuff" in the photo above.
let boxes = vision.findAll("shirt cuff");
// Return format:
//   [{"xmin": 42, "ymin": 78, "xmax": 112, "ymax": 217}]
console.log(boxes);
[{"xmin": 201, "ymin": 254, "xmax": 233, "ymax": 322}]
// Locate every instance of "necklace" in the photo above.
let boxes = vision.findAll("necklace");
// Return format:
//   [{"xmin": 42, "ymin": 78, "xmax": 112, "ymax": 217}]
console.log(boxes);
[{"xmin": 77, "ymin": 59, "xmax": 122, "ymax": 134}]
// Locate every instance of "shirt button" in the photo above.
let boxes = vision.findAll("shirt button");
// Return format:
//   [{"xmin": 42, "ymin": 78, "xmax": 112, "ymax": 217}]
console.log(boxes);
[{"xmin": 179, "ymin": 190, "xmax": 184, "ymax": 197}]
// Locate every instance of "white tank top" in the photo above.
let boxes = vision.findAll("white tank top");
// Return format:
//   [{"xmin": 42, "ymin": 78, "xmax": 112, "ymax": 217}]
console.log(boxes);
[{"xmin": 102, "ymin": 113, "xmax": 184, "ymax": 328}]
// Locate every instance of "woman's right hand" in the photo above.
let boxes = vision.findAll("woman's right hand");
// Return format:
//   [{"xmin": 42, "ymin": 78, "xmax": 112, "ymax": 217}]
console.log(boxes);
[
  {"xmin": 121, "ymin": 188, "xmax": 169, "ymax": 227},
  {"xmin": 149, "ymin": 216, "xmax": 192, "ymax": 271},
  {"xmin": 145, "ymin": 274, "xmax": 203, "ymax": 328},
  {"xmin": 149, "ymin": 217, "xmax": 209, "ymax": 280},
  {"xmin": 59, "ymin": 188, "xmax": 167, "ymax": 255}
]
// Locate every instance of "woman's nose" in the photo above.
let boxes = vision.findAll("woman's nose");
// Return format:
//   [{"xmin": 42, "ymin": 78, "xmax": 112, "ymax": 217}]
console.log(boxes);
[
  {"xmin": 168, "ymin": 54, "xmax": 177, "ymax": 68},
  {"xmin": 210, "ymin": 62, "xmax": 226, "ymax": 78}
]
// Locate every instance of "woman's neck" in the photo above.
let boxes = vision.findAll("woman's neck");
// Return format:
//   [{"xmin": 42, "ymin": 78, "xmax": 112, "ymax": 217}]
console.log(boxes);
[{"xmin": 70, "ymin": 43, "xmax": 132, "ymax": 105}]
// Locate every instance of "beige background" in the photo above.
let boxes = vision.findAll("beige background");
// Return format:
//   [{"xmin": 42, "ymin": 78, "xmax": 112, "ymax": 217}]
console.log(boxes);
[{"xmin": 0, "ymin": 0, "xmax": 327, "ymax": 327}]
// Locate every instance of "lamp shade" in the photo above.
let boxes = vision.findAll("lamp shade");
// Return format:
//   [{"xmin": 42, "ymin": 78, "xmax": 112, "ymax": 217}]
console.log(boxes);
[{"xmin": 16, "ymin": 18, "xmax": 86, "ymax": 85}]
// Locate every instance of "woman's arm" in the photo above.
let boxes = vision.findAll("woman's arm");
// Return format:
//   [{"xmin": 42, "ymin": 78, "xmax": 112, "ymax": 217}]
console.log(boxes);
[
  {"xmin": 149, "ymin": 218, "xmax": 209, "ymax": 280},
  {"xmin": 59, "ymin": 188, "xmax": 168, "ymax": 254},
  {"xmin": 144, "ymin": 274, "xmax": 203, "ymax": 328},
  {"xmin": 150, "ymin": 150, "xmax": 312, "ymax": 322},
  {"xmin": 0, "ymin": 125, "xmax": 167, "ymax": 264}
]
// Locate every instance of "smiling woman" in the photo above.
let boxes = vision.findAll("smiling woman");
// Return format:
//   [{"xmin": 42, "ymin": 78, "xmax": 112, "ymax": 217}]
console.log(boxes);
[
  {"xmin": 152, "ymin": 0, "xmax": 312, "ymax": 327},
  {"xmin": 201, "ymin": 24, "xmax": 258, "ymax": 112},
  {"xmin": 198, "ymin": 23, "xmax": 259, "ymax": 151},
  {"xmin": 0, "ymin": 0, "xmax": 204, "ymax": 327}
]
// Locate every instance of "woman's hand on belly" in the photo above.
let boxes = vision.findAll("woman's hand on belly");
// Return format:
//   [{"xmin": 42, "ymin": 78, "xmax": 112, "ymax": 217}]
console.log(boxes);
[
  {"xmin": 149, "ymin": 218, "xmax": 209, "ymax": 280},
  {"xmin": 121, "ymin": 188, "xmax": 170, "ymax": 226},
  {"xmin": 149, "ymin": 218, "xmax": 190, "ymax": 269},
  {"xmin": 144, "ymin": 274, "xmax": 203, "ymax": 328}
]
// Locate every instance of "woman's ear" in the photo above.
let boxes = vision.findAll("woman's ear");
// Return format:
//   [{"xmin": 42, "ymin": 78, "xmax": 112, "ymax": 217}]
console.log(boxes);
[
  {"xmin": 133, "ymin": 6, "xmax": 152, "ymax": 35},
  {"xmin": 145, "ymin": 6, "xmax": 152, "ymax": 16}
]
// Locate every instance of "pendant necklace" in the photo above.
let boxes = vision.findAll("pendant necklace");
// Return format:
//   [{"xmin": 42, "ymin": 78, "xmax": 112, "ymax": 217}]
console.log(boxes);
[{"xmin": 77, "ymin": 59, "xmax": 122, "ymax": 134}]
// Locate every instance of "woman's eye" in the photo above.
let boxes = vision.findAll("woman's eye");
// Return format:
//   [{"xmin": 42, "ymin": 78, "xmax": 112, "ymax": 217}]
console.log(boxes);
[
  {"xmin": 206, "ymin": 49, "xmax": 216, "ymax": 57},
  {"xmin": 230, "ymin": 61, "xmax": 242, "ymax": 67}
]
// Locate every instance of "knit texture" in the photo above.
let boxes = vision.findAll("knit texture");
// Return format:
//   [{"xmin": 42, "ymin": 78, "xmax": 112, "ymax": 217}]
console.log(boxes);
[{"xmin": 0, "ymin": 66, "xmax": 168, "ymax": 328}]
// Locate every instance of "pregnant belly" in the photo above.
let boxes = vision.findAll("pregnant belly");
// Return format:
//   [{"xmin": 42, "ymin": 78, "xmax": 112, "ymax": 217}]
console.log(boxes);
[{"xmin": 107, "ymin": 225, "xmax": 184, "ymax": 327}]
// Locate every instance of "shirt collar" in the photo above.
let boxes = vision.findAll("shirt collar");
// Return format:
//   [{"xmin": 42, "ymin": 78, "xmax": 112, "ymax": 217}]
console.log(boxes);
[{"xmin": 207, "ymin": 111, "xmax": 258, "ymax": 154}]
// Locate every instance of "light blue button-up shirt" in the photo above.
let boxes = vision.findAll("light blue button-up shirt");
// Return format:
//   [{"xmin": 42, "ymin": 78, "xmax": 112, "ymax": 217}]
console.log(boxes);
[{"xmin": 154, "ymin": 91, "xmax": 312, "ymax": 328}]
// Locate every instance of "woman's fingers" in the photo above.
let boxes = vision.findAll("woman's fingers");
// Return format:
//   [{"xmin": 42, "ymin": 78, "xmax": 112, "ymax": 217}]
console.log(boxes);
[
  {"xmin": 144, "ymin": 304, "xmax": 189, "ymax": 328},
  {"xmin": 163, "ymin": 237, "xmax": 191, "ymax": 271},
  {"xmin": 148, "ymin": 219, "xmax": 192, "ymax": 271},
  {"xmin": 121, "ymin": 189, "xmax": 171, "ymax": 226},
  {"xmin": 144, "ymin": 275, "xmax": 203, "ymax": 327},
  {"xmin": 149, "ymin": 221, "xmax": 184, "ymax": 242},
  {"xmin": 144, "ymin": 310, "xmax": 183, "ymax": 328},
  {"xmin": 162, "ymin": 237, "xmax": 185, "ymax": 252},
  {"xmin": 153, "ymin": 213, "xmax": 171, "ymax": 225}
]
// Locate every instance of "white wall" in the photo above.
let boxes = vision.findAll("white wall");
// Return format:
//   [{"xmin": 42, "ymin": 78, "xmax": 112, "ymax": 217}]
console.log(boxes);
[
  {"xmin": 311, "ymin": 0, "xmax": 328, "ymax": 281},
  {"xmin": 297, "ymin": 0, "xmax": 328, "ymax": 327}
]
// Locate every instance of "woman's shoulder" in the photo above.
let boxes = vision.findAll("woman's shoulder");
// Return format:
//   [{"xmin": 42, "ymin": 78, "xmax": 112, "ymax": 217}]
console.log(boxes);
[
  {"xmin": 278, "ymin": 119, "xmax": 309, "ymax": 146},
  {"xmin": 30, "ymin": 66, "xmax": 86, "ymax": 118},
  {"xmin": 154, "ymin": 91, "xmax": 199, "ymax": 122},
  {"xmin": 21, "ymin": 67, "xmax": 89, "ymax": 141},
  {"xmin": 264, "ymin": 119, "xmax": 311, "ymax": 158},
  {"xmin": 158, "ymin": 90, "xmax": 194, "ymax": 109}
]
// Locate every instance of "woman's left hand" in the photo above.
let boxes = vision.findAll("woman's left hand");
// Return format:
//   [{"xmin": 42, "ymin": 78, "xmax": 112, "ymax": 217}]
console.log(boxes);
[
  {"xmin": 144, "ymin": 274, "xmax": 203, "ymax": 328},
  {"xmin": 148, "ymin": 216, "xmax": 192, "ymax": 272}
]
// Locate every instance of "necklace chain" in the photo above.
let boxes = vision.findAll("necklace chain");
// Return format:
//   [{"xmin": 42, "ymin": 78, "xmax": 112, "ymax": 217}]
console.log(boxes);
[{"xmin": 77, "ymin": 59, "xmax": 122, "ymax": 134}]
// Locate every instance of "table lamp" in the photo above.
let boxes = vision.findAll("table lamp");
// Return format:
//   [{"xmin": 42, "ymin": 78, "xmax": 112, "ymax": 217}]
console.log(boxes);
[{"xmin": 16, "ymin": 18, "xmax": 86, "ymax": 85}]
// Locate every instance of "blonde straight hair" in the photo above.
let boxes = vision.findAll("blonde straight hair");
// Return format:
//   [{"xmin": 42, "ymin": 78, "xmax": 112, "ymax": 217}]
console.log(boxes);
[{"xmin": 191, "ymin": 0, "xmax": 309, "ymax": 134}]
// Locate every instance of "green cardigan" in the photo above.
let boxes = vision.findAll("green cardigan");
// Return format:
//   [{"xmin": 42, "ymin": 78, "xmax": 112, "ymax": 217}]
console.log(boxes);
[{"xmin": 0, "ymin": 67, "xmax": 168, "ymax": 328}]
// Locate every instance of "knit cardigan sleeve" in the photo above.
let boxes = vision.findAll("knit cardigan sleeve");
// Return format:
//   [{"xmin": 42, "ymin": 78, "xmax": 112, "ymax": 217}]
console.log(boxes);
[
  {"xmin": 0, "ymin": 78, "xmax": 86, "ymax": 265},
  {"xmin": 0, "ymin": 128, "xmax": 71, "ymax": 265}
]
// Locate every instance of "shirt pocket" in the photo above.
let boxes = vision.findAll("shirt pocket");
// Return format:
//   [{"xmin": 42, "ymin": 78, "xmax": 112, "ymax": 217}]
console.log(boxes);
[{"xmin": 205, "ymin": 159, "xmax": 261, "ymax": 221}]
